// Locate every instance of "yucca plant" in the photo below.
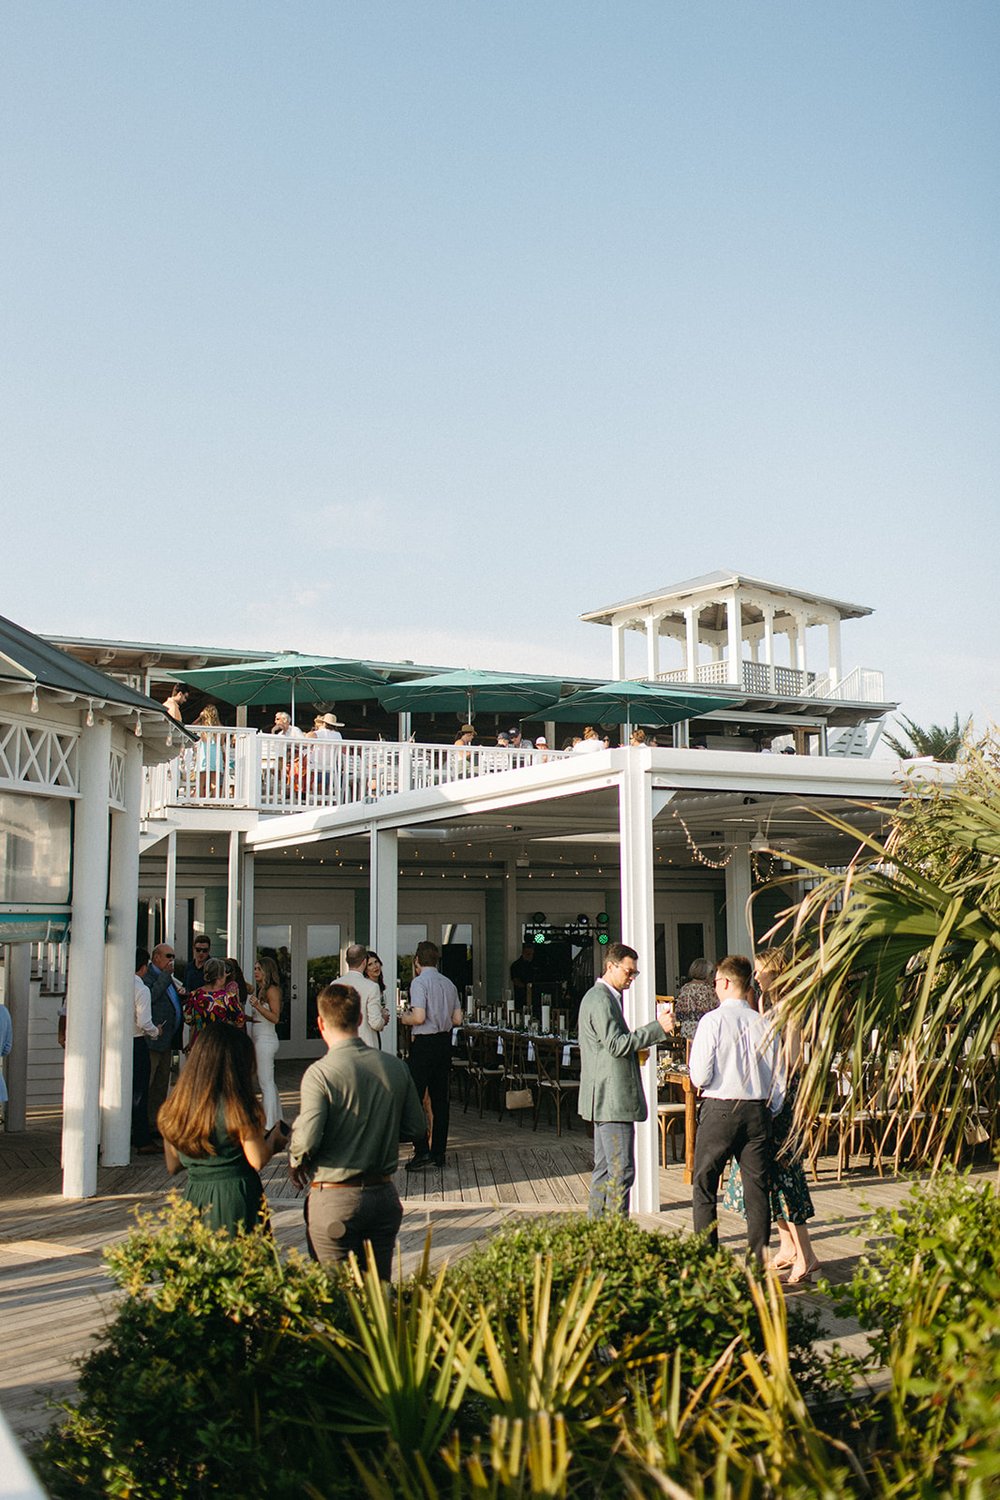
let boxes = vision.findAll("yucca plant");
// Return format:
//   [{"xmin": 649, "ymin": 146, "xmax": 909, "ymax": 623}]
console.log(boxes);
[
  {"xmin": 611, "ymin": 1275, "xmax": 861, "ymax": 1499},
  {"xmin": 303, "ymin": 1235, "xmax": 485, "ymax": 1471}
]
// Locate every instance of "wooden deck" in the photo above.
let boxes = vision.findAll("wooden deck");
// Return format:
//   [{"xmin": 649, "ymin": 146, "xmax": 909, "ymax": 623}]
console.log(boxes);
[{"xmin": 2, "ymin": 1064, "xmax": 994, "ymax": 1443}]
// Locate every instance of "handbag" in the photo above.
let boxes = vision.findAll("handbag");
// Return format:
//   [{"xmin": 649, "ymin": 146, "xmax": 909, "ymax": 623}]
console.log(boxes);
[{"xmin": 505, "ymin": 1086, "xmax": 533, "ymax": 1110}]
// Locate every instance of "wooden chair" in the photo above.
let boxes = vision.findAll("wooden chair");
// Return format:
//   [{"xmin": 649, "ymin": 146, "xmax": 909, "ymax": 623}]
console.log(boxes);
[
  {"xmin": 532, "ymin": 1038, "xmax": 581, "ymax": 1136},
  {"xmin": 657, "ymin": 1079, "xmax": 686, "ymax": 1164},
  {"xmin": 504, "ymin": 1031, "xmax": 538, "ymax": 1127},
  {"xmin": 466, "ymin": 1028, "xmax": 506, "ymax": 1120}
]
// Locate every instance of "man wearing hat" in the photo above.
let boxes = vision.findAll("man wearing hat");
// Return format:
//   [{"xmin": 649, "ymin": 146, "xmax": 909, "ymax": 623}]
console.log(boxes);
[{"xmin": 507, "ymin": 727, "xmax": 525, "ymax": 749}]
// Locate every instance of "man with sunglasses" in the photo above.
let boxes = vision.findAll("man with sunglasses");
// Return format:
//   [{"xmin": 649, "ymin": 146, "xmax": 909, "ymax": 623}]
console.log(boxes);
[
  {"xmin": 184, "ymin": 936, "xmax": 212, "ymax": 995},
  {"xmin": 578, "ymin": 943, "xmax": 675, "ymax": 1217}
]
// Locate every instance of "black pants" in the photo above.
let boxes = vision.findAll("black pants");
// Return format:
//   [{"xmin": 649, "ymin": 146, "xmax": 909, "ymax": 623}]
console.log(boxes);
[
  {"xmin": 131, "ymin": 1037, "xmax": 152, "ymax": 1146},
  {"xmin": 692, "ymin": 1098, "xmax": 772, "ymax": 1260},
  {"xmin": 408, "ymin": 1031, "xmax": 452, "ymax": 1160}
]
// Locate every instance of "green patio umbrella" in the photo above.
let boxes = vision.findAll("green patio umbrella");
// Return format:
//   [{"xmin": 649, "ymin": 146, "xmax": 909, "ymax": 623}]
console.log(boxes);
[
  {"xmin": 532, "ymin": 681, "xmax": 739, "ymax": 737},
  {"xmin": 377, "ymin": 669, "xmax": 572, "ymax": 725},
  {"xmin": 178, "ymin": 653, "xmax": 389, "ymax": 718}
]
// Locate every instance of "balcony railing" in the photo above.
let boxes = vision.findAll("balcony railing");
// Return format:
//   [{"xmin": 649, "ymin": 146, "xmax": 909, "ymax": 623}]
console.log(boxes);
[
  {"xmin": 142, "ymin": 730, "xmax": 565, "ymax": 819},
  {"xmin": 654, "ymin": 661, "xmax": 885, "ymax": 703}
]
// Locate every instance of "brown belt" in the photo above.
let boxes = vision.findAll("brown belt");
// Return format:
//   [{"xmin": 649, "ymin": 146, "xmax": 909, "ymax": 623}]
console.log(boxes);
[{"xmin": 311, "ymin": 1173, "xmax": 393, "ymax": 1189}]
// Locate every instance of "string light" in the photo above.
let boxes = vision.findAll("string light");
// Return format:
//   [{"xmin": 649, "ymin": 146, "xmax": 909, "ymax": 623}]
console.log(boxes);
[{"xmin": 674, "ymin": 815, "xmax": 734, "ymax": 869}]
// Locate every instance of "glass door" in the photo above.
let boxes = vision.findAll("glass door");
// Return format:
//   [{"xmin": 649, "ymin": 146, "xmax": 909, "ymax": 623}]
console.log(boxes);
[{"xmin": 256, "ymin": 901, "xmax": 352, "ymax": 1058}]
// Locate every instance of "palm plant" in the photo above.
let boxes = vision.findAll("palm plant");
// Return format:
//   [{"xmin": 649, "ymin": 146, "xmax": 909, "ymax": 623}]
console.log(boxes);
[
  {"xmin": 884, "ymin": 712, "xmax": 972, "ymax": 762},
  {"xmin": 765, "ymin": 739, "xmax": 1000, "ymax": 1169}
]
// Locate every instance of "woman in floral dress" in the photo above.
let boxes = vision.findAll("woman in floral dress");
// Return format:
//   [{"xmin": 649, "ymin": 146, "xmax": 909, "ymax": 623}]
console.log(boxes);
[{"xmin": 183, "ymin": 958, "xmax": 247, "ymax": 1044}]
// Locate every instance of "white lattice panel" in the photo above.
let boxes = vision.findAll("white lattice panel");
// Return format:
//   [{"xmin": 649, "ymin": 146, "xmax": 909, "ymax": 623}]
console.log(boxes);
[
  {"xmin": 109, "ymin": 748, "xmax": 127, "ymax": 809},
  {"xmin": 0, "ymin": 716, "xmax": 80, "ymax": 795}
]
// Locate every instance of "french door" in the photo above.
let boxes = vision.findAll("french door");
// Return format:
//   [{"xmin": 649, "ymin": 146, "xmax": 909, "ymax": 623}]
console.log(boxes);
[{"xmin": 255, "ymin": 894, "xmax": 353, "ymax": 1058}]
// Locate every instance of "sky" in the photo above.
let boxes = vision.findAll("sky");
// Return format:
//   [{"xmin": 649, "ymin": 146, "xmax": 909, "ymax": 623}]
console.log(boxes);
[{"xmin": 2, "ymin": 2, "xmax": 998, "ymax": 739}]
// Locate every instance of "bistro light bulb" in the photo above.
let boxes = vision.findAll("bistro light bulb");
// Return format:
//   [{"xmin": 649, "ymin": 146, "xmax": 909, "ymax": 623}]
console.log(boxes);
[
  {"xmin": 86, "ymin": 700, "xmax": 95, "ymax": 727},
  {"xmin": 30, "ymin": 688, "xmax": 39, "ymax": 713}
]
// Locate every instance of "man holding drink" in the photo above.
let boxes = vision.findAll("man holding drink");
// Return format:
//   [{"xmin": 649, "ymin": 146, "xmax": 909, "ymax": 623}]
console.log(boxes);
[{"xmin": 578, "ymin": 943, "xmax": 676, "ymax": 1217}]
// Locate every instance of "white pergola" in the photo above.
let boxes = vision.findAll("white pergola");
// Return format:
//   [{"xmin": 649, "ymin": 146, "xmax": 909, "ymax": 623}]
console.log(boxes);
[
  {"xmin": 246, "ymin": 746, "xmax": 907, "ymax": 1213},
  {"xmin": 581, "ymin": 569, "xmax": 875, "ymax": 694}
]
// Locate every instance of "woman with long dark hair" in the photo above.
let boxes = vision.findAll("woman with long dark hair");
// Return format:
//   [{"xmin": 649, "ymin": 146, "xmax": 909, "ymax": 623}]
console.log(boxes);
[{"xmin": 158, "ymin": 1026, "xmax": 288, "ymax": 1233}]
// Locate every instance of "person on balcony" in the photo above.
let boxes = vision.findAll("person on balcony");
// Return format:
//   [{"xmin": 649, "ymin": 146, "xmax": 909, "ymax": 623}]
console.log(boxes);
[
  {"xmin": 270, "ymin": 711, "xmax": 302, "ymax": 738},
  {"xmin": 162, "ymin": 685, "xmax": 189, "ymax": 722}
]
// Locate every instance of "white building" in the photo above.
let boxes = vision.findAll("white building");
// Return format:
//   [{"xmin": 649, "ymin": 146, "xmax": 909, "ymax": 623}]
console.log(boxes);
[{"xmin": 8, "ymin": 569, "xmax": 906, "ymax": 1208}]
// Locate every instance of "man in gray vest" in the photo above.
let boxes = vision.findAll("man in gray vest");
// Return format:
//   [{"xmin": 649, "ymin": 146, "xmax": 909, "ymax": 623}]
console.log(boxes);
[{"xmin": 578, "ymin": 942, "xmax": 675, "ymax": 1217}]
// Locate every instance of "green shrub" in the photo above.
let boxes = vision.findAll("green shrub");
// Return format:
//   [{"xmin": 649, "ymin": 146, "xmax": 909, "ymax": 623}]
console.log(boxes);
[
  {"xmin": 444, "ymin": 1213, "xmax": 834, "ymax": 1401},
  {"xmin": 836, "ymin": 1170, "xmax": 1000, "ymax": 1368},
  {"xmin": 34, "ymin": 1196, "xmax": 353, "ymax": 1500}
]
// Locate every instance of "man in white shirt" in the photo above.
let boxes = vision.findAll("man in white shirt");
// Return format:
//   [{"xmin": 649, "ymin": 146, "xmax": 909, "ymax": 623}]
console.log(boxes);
[
  {"xmin": 334, "ymin": 943, "xmax": 388, "ymax": 1049},
  {"xmin": 400, "ymin": 941, "xmax": 463, "ymax": 1171},
  {"xmin": 688, "ymin": 954, "xmax": 785, "ymax": 1261},
  {"xmin": 132, "ymin": 947, "xmax": 163, "ymax": 1153}
]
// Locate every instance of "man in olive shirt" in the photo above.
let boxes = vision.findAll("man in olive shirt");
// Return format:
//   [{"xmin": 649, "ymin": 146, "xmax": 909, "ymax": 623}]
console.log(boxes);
[{"xmin": 289, "ymin": 983, "xmax": 426, "ymax": 1277}]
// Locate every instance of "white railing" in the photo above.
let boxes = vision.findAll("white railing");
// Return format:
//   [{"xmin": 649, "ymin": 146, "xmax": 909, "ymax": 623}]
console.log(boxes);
[
  {"xmin": 655, "ymin": 660, "xmax": 884, "ymax": 703},
  {"xmin": 142, "ymin": 731, "xmax": 565, "ymax": 819},
  {"xmin": 805, "ymin": 666, "xmax": 886, "ymax": 704},
  {"xmin": 30, "ymin": 937, "xmax": 69, "ymax": 993}
]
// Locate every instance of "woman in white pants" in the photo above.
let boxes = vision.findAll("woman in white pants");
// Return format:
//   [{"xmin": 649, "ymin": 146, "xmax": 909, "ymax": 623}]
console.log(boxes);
[{"xmin": 249, "ymin": 957, "xmax": 282, "ymax": 1129}]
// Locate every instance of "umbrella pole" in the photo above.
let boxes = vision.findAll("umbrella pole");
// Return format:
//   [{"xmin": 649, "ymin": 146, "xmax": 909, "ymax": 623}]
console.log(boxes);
[{"xmin": 291, "ymin": 680, "xmax": 296, "ymax": 723}]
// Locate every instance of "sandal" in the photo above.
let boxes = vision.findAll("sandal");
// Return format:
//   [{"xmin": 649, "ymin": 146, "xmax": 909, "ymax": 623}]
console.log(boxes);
[{"xmin": 785, "ymin": 1262, "xmax": 820, "ymax": 1286}]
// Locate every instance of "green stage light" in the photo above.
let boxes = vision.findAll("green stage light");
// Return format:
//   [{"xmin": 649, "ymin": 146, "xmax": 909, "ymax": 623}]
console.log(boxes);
[{"xmin": 534, "ymin": 932, "xmax": 545, "ymax": 945}]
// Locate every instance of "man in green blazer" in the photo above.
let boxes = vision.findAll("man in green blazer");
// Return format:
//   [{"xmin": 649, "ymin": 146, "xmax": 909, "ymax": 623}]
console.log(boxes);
[{"xmin": 578, "ymin": 942, "xmax": 675, "ymax": 1217}]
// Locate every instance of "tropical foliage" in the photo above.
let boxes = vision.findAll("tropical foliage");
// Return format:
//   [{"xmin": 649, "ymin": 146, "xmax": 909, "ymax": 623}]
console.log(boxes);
[
  {"xmin": 766, "ymin": 736, "xmax": 1000, "ymax": 1168},
  {"xmin": 883, "ymin": 712, "xmax": 972, "ymax": 762},
  {"xmin": 34, "ymin": 1177, "xmax": 1000, "ymax": 1498}
]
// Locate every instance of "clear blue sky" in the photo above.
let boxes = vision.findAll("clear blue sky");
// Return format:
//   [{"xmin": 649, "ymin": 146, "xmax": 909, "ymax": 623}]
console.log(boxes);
[{"xmin": 3, "ymin": 2, "xmax": 997, "ymax": 736}]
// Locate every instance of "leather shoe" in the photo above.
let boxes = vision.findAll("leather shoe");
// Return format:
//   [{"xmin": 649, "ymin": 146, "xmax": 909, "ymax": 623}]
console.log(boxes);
[{"xmin": 405, "ymin": 1153, "xmax": 433, "ymax": 1172}]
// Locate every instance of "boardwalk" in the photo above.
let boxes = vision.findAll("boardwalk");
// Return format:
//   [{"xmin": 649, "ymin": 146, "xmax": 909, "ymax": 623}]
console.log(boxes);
[{"xmin": 1, "ymin": 1064, "xmax": 994, "ymax": 1442}]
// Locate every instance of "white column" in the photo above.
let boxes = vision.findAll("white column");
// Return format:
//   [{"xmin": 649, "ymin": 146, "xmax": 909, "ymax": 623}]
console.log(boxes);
[
  {"xmin": 241, "ymin": 847, "xmax": 256, "ymax": 976},
  {"xmin": 164, "ymin": 831, "xmax": 177, "ymax": 953},
  {"xmin": 826, "ymin": 620, "xmax": 842, "ymax": 690},
  {"xmin": 611, "ymin": 620, "xmax": 626, "ymax": 680},
  {"xmin": 369, "ymin": 826, "xmax": 399, "ymax": 1053},
  {"xmin": 100, "ymin": 738, "xmax": 143, "ymax": 1167},
  {"xmin": 792, "ymin": 612, "xmax": 807, "ymax": 675},
  {"xmin": 618, "ymin": 752, "xmax": 659, "ymax": 1214},
  {"xmin": 726, "ymin": 592, "xmax": 742, "ymax": 686},
  {"xmin": 749, "ymin": 633, "xmax": 759, "ymax": 664},
  {"xmin": 724, "ymin": 839, "xmax": 753, "ymax": 957},
  {"xmin": 3, "ymin": 942, "xmax": 31, "ymax": 1133},
  {"xmin": 762, "ymin": 605, "xmax": 775, "ymax": 691},
  {"xmin": 645, "ymin": 613, "xmax": 660, "ymax": 681},
  {"xmin": 63, "ymin": 718, "xmax": 112, "ymax": 1198},
  {"xmin": 227, "ymin": 830, "xmax": 242, "ymax": 953},
  {"xmin": 684, "ymin": 606, "xmax": 699, "ymax": 680}
]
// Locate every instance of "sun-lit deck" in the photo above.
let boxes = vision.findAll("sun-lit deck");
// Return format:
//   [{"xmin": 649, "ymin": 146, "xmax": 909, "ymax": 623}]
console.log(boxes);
[{"xmin": 142, "ymin": 731, "xmax": 564, "ymax": 818}]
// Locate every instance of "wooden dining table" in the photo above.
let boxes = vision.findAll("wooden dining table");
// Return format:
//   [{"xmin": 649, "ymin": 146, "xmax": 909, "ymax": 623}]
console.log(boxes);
[{"xmin": 661, "ymin": 1066, "xmax": 698, "ymax": 1184}]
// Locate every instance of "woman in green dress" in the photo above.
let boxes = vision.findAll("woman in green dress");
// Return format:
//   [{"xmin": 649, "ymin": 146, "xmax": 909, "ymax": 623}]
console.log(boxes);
[{"xmin": 158, "ymin": 1025, "xmax": 288, "ymax": 1233}]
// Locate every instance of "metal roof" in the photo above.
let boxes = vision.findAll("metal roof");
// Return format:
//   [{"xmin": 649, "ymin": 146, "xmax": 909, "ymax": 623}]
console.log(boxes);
[{"xmin": 0, "ymin": 613, "xmax": 186, "ymax": 727}]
